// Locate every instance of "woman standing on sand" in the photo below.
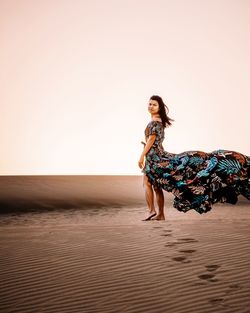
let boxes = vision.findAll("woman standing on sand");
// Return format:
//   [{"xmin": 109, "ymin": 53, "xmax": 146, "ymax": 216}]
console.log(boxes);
[{"xmin": 138, "ymin": 95, "xmax": 250, "ymax": 221}]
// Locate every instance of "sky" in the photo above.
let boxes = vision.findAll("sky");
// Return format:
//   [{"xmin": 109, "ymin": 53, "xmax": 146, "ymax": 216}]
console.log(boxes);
[{"xmin": 0, "ymin": 0, "xmax": 249, "ymax": 175}]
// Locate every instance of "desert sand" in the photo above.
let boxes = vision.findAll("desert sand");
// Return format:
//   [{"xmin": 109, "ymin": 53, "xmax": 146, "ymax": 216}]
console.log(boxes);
[{"xmin": 0, "ymin": 175, "xmax": 250, "ymax": 313}]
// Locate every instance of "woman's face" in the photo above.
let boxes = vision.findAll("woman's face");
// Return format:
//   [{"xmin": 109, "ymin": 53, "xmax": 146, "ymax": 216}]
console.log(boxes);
[{"xmin": 148, "ymin": 99, "xmax": 159, "ymax": 114}]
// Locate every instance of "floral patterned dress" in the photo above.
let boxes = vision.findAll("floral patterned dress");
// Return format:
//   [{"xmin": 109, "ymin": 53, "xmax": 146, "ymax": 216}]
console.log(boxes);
[{"xmin": 141, "ymin": 120, "xmax": 250, "ymax": 214}]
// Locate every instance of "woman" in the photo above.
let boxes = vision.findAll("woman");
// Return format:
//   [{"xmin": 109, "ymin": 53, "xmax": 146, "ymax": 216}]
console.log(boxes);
[{"xmin": 138, "ymin": 95, "xmax": 250, "ymax": 221}]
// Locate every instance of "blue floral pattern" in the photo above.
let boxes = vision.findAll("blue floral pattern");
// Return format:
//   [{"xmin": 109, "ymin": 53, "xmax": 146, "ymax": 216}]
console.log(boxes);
[{"xmin": 142, "ymin": 121, "xmax": 250, "ymax": 214}]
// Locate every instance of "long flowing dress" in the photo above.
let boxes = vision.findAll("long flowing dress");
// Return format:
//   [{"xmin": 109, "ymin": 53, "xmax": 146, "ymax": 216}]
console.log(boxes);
[{"xmin": 141, "ymin": 120, "xmax": 250, "ymax": 214}]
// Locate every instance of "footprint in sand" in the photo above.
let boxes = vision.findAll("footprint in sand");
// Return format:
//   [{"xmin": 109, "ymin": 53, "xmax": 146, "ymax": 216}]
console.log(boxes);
[
  {"xmin": 173, "ymin": 249, "xmax": 197, "ymax": 263},
  {"xmin": 205, "ymin": 264, "xmax": 220, "ymax": 272},
  {"xmin": 179, "ymin": 249, "xmax": 196, "ymax": 254},
  {"xmin": 172, "ymin": 256, "xmax": 192, "ymax": 263},
  {"xmin": 207, "ymin": 283, "xmax": 243, "ymax": 307},
  {"xmin": 177, "ymin": 238, "xmax": 199, "ymax": 243},
  {"xmin": 198, "ymin": 273, "xmax": 215, "ymax": 281},
  {"xmin": 208, "ymin": 297, "xmax": 225, "ymax": 305},
  {"xmin": 198, "ymin": 264, "xmax": 221, "ymax": 283}
]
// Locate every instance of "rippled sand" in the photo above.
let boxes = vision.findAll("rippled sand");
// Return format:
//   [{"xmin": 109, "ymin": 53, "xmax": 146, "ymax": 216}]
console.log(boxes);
[{"xmin": 1, "ymin": 176, "xmax": 250, "ymax": 312}]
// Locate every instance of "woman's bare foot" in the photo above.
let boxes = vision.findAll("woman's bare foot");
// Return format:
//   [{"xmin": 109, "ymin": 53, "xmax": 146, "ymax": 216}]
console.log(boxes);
[
  {"xmin": 151, "ymin": 214, "xmax": 165, "ymax": 221},
  {"xmin": 142, "ymin": 210, "xmax": 157, "ymax": 221}
]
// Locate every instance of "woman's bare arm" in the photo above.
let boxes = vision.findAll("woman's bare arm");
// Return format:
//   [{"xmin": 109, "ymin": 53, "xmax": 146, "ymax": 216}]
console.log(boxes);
[{"xmin": 138, "ymin": 135, "xmax": 156, "ymax": 169}]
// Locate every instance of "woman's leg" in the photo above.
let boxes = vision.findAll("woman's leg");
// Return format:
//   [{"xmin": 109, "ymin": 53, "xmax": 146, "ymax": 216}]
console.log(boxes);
[
  {"xmin": 143, "ymin": 174, "xmax": 156, "ymax": 217},
  {"xmin": 153, "ymin": 186, "xmax": 165, "ymax": 220}
]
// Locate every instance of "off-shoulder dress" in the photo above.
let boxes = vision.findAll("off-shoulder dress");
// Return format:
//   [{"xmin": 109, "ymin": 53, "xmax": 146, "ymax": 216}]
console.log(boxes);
[{"xmin": 141, "ymin": 120, "xmax": 250, "ymax": 214}]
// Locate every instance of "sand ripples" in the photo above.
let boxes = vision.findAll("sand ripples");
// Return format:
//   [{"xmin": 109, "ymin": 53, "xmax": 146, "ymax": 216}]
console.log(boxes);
[{"xmin": 1, "ymin": 207, "xmax": 250, "ymax": 313}]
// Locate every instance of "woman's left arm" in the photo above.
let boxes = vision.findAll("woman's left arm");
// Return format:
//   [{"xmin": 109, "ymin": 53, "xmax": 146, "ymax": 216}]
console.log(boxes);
[{"xmin": 138, "ymin": 135, "xmax": 156, "ymax": 169}]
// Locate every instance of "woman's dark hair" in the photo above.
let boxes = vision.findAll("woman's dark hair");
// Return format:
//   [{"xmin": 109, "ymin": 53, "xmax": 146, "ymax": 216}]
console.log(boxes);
[{"xmin": 150, "ymin": 95, "xmax": 174, "ymax": 128}]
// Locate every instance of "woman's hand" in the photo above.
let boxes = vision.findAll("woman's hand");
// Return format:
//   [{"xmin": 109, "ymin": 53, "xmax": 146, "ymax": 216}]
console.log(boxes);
[{"xmin": 138, "ymin": 155, "xmax": 145, "ymax": 169}]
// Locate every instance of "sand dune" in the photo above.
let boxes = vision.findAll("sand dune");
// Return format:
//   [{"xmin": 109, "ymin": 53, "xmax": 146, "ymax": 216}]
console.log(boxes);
[
  {"xmin": 1, "ymin": 205, "xmax": 250, "ymax": 312},
  {"xmin": 0, "ymin": 175, "xmax": 145, "ymax": 213},
  {"xmin": 0, "ymin": 176, "xmax": 250, "ymax": 312}
]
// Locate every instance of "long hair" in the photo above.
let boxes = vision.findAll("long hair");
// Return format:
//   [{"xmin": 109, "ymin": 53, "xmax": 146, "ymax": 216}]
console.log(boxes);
[{"xmin": 150, "ymin": 95, "xmax": 174, "ymax": 128}]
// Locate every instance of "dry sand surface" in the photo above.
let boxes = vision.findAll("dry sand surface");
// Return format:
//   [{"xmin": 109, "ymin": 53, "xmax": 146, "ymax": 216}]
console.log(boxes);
[{"xmin": 1, "ymin": 176, "xmax": 250, "ymax": 312}]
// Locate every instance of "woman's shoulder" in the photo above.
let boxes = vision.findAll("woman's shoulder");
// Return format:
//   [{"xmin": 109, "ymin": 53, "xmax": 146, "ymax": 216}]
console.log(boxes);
[
  {"xmin": 147, "ymin": 120, "xmax": 163, "ymax": 129},
  {"xmin": 145, "ymin": 120, "xmax": 164, "ymax": 135},
  {"xmin": 148, "ymin": 119, "xmax": 162, "ymax": 125}
]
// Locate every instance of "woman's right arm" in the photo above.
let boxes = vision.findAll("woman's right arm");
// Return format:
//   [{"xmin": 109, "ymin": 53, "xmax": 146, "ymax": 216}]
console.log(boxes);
[{"xmin": 138, "ymin": 135, "xmax": 156, "ymax": 169}]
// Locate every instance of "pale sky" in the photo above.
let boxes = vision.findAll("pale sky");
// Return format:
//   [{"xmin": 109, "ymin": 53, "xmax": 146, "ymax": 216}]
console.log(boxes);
[{"xmin": 0, "ymin": 0, "xmax": 249, "ymax": 175}]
